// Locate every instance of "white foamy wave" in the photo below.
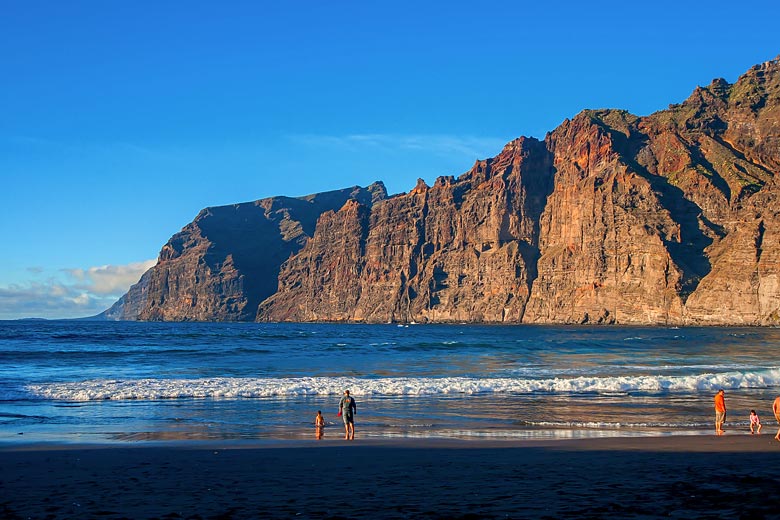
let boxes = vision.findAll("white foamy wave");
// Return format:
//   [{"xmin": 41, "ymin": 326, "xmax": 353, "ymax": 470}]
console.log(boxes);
[
  {"xmin": 524, "ymin": 421, "xmax": 710, "ymax": 429},
  {"xmin": 7, "ymin": 367, "xmax": 780, "ymax": 402}
]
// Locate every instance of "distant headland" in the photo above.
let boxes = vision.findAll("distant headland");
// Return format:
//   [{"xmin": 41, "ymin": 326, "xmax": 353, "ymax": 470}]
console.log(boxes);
[{"xmin": 101, "ymin": 57, "xmax": 780, "ymax": 326}]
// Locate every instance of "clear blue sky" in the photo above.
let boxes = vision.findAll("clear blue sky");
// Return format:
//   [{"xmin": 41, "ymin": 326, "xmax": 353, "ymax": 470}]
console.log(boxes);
[{"xmin": 1, "ymin": 0, "xmax": 778, "ymax": 319}]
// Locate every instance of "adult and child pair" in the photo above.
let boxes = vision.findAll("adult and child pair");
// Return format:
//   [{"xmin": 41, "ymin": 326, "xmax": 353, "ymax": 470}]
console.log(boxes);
[
  {"xmin": 714, "ymin": 389, "xmax": 780, "ymax": 439},
  {"xmin": 315, "ymin": 389, "xmax": 356, "ymax": 440}
]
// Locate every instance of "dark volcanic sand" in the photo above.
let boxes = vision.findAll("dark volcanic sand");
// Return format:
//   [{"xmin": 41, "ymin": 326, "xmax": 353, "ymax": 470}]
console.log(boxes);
[{"xmin": 2, "ymin": 435, "xmax": 780, "ymax": 519}]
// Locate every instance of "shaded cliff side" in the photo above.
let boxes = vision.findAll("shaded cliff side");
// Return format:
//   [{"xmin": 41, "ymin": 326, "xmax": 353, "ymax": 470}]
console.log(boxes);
[
  {"xmin": 105, "ymin": 57, "xmax": 780, "ymax": 324},
  {"xmin": 99, "ymin": 183, "xmax": 387, "ymax": 321}
]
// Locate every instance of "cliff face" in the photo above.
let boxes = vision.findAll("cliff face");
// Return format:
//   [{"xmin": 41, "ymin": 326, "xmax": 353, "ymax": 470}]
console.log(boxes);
[
  {"xmin": 107, "ymin": 57, "xmax": 780, "ymax": 325},
  {"xmin": 99, "ymin": 269, "xmax": 153, "ymax": 320},
  {"xmin": 259, "ymin": 137, "xmax": 554, "ymax": 322},
  {"xmin": 103, "ymin": 183, "xmax": 387, "ymax": 321}
]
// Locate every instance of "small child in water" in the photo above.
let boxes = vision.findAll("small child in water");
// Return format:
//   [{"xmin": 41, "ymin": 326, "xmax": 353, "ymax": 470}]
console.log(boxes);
[
  {"xmin": 315, "ymin": 410, "xmax": 325, "ymax": 439},
  {"xmin": 749, "ymin": 409, "xmax": 762, "ymax": 434}
]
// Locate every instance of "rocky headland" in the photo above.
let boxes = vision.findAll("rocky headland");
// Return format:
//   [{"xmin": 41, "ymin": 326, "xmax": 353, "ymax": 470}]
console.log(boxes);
[{"xmin": 102, "ymin": 57, "xmax": 780, "ymax": 325}]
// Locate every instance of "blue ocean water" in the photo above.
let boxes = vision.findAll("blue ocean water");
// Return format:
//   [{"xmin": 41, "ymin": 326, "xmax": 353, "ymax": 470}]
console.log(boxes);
[{"xmin": 1, "ymin": 321, "xmax": 779, "ymax": 444}]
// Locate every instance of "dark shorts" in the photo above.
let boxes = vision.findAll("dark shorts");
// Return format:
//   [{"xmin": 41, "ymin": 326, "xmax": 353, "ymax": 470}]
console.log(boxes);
[{"xmin": 342, "ymin": 413, "xmax": 354, "ymax": 425}]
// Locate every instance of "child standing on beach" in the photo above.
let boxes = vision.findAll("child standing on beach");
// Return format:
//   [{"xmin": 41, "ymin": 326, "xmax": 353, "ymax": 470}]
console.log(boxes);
[
  {"xmin": 749, "ymin": 410, "xmax": 762, "ymax": 434},
  {"xmin": 315, "ymin": 410, "xmax": 325, "ymax": 440}
]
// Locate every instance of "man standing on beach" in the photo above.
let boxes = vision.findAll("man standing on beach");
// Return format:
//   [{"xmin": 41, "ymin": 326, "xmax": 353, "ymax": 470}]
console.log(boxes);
[
  {"xmin": 773, "ymin": 396, "xmax": 780, "ymax": 442},
  {"xmin": 339, "ymin": 390, "xmax": 357, "ymax": 440},
  {"xmin": 714, "ymin": 389, "xmax": 726, "ymax": 435}
]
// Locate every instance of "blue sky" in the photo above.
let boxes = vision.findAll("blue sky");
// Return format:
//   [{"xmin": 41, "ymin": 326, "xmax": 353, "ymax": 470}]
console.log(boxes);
[{"xmin": 1, "ymin": 1, "xmax": 778, "ymax": 319}]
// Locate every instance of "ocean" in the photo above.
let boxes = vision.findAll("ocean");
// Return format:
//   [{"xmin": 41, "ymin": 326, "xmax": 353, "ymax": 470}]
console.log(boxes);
[{"xmin": 1, "ymin": 321, "xmax": 779, "ymax": 444}]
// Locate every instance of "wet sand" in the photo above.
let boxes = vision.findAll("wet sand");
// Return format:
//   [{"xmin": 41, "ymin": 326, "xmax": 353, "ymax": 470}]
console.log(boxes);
[{"xmin": 2, "ymin": 434, "xmax": 780, "ymax": 519}]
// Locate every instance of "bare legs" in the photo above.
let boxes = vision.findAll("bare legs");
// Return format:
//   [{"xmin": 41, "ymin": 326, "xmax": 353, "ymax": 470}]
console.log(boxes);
[{"xmin": 715, "ymin": 414, "xmax": 725, "ymax": 435}]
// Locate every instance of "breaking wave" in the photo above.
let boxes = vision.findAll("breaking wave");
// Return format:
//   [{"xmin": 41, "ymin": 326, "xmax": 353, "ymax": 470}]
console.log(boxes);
[{"xmin": 8, "ymin": 368, "xmax": 780, "ymax": 401}]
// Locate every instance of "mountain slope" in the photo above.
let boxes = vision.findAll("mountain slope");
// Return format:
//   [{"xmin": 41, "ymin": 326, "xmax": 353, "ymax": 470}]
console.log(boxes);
[{"xmin": 105, "ymin": 57, "xmax": 780, "ymax": 325}]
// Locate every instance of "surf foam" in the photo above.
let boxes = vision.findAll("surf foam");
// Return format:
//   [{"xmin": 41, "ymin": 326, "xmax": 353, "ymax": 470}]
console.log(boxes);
[{"xmin": 8, "ymin": 367, "xmax": 780, "ymax": 401}]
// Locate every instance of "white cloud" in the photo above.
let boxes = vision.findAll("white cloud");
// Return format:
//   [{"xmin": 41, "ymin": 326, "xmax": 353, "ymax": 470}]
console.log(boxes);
[
  {"xmin": 67, "ymin": 268, "xmax": 86, "ymax": 281},
  {"xmin": 0, "ymin": 281, "xmax": 109, "ymax": 320},
  {"xmin": 289, "ymin": 133, "xmax": 508, "ymax": 161},
  {"xmin": 64, "ymin": 259, "xmax": 156, "ymax": 296},
  {"xmin": 49, "ymin": 284, "xmax": 68, "ymax": 297},
  {"xmin": 0, "ymin": 259, "xmax": 156, "ymax": 320},
  {"xmin": 70, "ymin": 293, "xmax": 91, "ymax": 306}
]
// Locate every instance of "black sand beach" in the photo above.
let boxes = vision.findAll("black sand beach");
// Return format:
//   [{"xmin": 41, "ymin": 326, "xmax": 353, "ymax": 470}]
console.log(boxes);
[{"xmin": 3, "ymin": 435, "xmax": 780, "ymax": 519}]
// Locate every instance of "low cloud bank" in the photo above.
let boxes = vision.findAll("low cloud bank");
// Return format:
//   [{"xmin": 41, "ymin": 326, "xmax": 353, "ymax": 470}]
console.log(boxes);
[{"xmin": 0, "ymin": 259, "xmax": 155, "ymax": 320}]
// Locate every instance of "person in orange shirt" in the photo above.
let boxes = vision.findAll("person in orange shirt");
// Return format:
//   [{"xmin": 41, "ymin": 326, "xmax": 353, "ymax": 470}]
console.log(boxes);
[
  {"xmin": 773, "ymin": 396, "xmax": 780, "ymax": 442},
  {"xmin": 714, "ymin": 389, "xmax": 726, "ymax": 435}
]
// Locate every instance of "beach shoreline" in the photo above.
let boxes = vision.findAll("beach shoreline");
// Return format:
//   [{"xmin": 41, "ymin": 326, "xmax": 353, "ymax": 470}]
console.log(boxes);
[
  {"xmin": 2, "ymin": 430, "xmax": 780, "ymax": 452},
  {"xmin": 3, "ymin": 434, "xmax": 780, "ymax": 519}
]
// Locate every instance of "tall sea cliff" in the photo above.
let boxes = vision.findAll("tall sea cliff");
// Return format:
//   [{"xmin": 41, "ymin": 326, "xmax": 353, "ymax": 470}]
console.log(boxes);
[{"xmin": 103, "ymin": 57, "xmax": 780, "ymax": 325}]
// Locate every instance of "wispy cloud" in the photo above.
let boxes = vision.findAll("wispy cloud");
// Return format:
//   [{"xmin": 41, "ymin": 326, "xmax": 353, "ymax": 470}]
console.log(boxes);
[
  {"xmin": 7, "ymin": 135, "xmax": 161, "ymax": 157},
  {"xmin": 64, "ymin": 260, "xmax": 156, "ymax": 296},
  {"xmin": 0, "ymin": 259, "xmax": 155, "ymax": 320},
  {"xmin": 289, "ymin": 133, "xmax": 508, "ymax": 160}
]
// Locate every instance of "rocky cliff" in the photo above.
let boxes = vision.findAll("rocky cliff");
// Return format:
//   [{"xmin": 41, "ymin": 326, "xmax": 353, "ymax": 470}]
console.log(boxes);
[
  {"xmin": 99, "ymin": 183, "xmax": 387, "ymax": 321},
  {"xmin": 259, "ymin": 137, "xmax": 554, "ymax": 322},
  {"xmin": 105, "ymin": 57, "xmax": 780, "ymax": 325}
]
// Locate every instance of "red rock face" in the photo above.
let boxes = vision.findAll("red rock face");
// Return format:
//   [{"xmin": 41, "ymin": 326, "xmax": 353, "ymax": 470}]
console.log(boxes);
[
  {"xmin": 524, "ymin": 58, "xmax": 780, "ymax": 325},
  {"xmin": 105, "ymin": 57, "xmax": 780, "ymax": 325},
  {"xmin": 259, "ymin": 137, "xmax": 554, "ymax": 322},
  {"xmin": 524, "ymin": 112, "xmax": 686, "ymax": 325}
]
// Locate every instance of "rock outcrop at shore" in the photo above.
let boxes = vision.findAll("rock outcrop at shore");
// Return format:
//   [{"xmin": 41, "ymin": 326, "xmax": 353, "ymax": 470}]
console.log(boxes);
[{"xmin": 102, "ymin": 57, "xmax": 780, "ymax": 325}]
